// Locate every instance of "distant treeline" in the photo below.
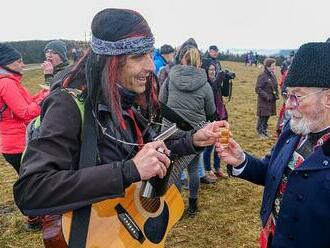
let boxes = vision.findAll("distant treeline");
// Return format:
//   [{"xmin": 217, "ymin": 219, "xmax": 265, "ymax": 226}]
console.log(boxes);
[
  {"xmin": 6, "ymin": 40, "xmax": 287, "ymax": 66},
  {"xmin": 6, "ymin": 40, "xmax": 88, "ymax": 64},
  {"xmin": 218, "ymin": 52, "xmax": 287, "ymax": 66}
]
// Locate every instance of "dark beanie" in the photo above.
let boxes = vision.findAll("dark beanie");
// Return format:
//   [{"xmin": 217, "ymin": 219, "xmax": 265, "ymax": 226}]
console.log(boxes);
[
  {"xmin": 44, "ymin": 40, "xmax": 68, "ymax": 62},
  {"xmin": 160, "ymin": 44, "xmax": 174, "ymax": 55},
  {"xmin": 209, "ymin": 45, "xmax": 218, "ymax": 51},
  {"xmin": 91, "ymin": 8, "xmax": 152, "ymax": 42},
  {"xmin": 0, "ymin": 43, "xmax": 22, "ymax": 66},
  {"xmin": 284, "ymin": 42, "xmax": 330, "ymax": 88}
]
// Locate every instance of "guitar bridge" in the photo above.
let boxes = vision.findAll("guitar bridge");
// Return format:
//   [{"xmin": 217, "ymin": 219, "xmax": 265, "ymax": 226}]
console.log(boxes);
[{"xmin": 115, "ymin": 204, "xmax": 145, "ymax": 244}]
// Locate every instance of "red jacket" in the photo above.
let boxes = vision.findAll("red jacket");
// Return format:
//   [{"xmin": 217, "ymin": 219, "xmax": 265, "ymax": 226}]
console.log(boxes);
[{"xmin": 0, "ymin": 67, "xmax": 48, "ymax": 154}]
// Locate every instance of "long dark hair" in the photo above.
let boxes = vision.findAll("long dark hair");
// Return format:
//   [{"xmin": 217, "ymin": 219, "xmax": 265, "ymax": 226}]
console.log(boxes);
[{"xmin": 63, "ymin": 9, "xmax": 158, "ymax": 130}]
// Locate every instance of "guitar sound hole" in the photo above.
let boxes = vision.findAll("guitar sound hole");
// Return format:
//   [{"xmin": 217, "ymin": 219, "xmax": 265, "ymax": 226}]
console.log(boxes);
[{"xmin": 139, "ymin": 196, "xmax": 160, "ymax": 213}]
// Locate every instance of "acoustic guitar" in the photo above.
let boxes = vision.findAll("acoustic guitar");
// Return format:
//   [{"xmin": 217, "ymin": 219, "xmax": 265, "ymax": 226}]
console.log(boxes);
[{"xmin": 42, "ymin": 154, "xmax": 196, "ymax": 248}]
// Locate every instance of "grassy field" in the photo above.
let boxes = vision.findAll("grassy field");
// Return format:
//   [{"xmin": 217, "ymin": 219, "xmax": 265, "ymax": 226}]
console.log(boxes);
[{"xmin": 0, "ymin": 62, "xmax": 280, "ymax": 248}]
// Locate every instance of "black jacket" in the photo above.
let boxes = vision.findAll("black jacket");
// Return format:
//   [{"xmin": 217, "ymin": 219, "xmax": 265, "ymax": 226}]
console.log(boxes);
[{"xmin": 14, "ymin": 89, "xmax": 198, "ymax": 216}]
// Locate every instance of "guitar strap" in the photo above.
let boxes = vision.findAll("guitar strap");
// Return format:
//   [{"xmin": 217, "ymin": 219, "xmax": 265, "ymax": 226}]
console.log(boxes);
[{"xmin": 68, "ymin": 97, "xmax": 98, "ymax": 248}]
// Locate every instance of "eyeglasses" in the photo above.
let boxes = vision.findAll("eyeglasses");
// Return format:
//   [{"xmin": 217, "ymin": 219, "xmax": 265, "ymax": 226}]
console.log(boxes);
[
  {"xmin": 283, "ymin": 89, "xmax": 328, "ymax": 108},
  {"xmin": 45, "ymin": 49, "xmax": 58, "ymax": 55}
]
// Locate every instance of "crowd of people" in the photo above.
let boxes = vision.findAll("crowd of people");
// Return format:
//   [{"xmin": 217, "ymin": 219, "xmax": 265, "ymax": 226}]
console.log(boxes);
[
  {"xmin": 245, "ymin": 50, "xmax": 259, "ymax": 66},
  {"xmin": 1, "ymin": 7, "xmax": 330, "ymax": 248}
]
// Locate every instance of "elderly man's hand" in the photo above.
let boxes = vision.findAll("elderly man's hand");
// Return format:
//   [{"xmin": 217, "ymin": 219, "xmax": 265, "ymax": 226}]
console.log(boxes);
[{"xmin": 215, "ymin": 138, "xmax": 245, "ymax": 167}]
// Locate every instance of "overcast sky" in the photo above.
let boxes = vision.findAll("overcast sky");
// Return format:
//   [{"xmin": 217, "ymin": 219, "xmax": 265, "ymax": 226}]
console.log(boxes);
[{"xmin": 1, "ymin": 0, "xmax": 329, "ymax": 50}]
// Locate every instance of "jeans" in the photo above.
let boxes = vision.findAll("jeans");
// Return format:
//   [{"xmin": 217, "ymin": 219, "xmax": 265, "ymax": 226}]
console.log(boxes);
[
  {"xmin": 187, "ymin": 154, "xmax": 200, "ymax": 199},
  {"xmin": 203, "ymin": 145, "xmax": 220, "ymax": 171},
  {"xmin": 198, "ymin": 155, "xmax": 205, "ymax": 177}
]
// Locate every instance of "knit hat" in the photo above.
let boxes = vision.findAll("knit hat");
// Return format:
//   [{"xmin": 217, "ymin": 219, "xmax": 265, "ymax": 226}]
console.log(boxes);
[
  {"xmin": 44, "ymin": 40, "xmax": 68, "ymax": 62},
  {"xmin": 160, "ymin": 44, "xmax": 174, "ymax": 55},
  {"xmin": 209, "ymin": 45, "xmax": 219, "ymax": 52},
  {"xmin": 284, "ymin": 42, "xmax": 330, "ymax": 88},
  {"xmin": 0, "ymin": 43, "xmax": 22, "ymax": 66}
]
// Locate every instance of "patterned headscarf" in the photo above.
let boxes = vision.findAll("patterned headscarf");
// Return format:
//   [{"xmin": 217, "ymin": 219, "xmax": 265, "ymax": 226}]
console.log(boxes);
[{"xmin": 90, "ymin": 8, "xmax": 154, "ymax": 56}]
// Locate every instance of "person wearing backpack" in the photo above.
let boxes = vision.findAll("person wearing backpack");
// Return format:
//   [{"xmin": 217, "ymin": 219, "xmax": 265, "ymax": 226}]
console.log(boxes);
[
  {"xmin": 0, "ymin": 43, "xmax": 49, "ymax": 231},
  {"xmin": 0, "ymin": 43, "xmax": 48, "ymax": 173},
  {"xmin": 13, "ymin": 9, "xmax": 225, "ymax": 244}
]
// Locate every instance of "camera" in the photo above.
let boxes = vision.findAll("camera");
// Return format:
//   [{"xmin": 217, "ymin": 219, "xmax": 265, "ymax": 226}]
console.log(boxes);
[
  {"xmin": 220, "ymin": 69, "xmax": 235, "ymax": 98},
  {"xmin": 223, "ymin": 69, "xmax": 236, "ymax": 80}
]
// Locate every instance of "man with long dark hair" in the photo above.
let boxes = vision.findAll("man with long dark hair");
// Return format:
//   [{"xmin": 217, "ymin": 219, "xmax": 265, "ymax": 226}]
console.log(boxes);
[{"xmin": 14, "ymin": 8, "xmax": 224, "ymax": 243}]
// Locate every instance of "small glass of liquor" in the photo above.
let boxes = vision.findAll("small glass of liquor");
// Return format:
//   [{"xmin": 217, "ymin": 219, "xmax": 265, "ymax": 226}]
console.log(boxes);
[{"xmin": 219, "ymin": 127, "xmax": 230, "ymax": 148}]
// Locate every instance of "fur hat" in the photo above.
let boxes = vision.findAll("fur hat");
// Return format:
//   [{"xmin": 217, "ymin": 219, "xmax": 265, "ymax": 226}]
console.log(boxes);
[
  {"xmin": 263, "ymin": 57, "xmax": 276, "ymax": 67},
  {"xmin": 44, "ymin": 40, "xmax": 68, "ymax": 62},
  {"xmin": 284, "ymin": 42, "xmax": 330, "ymax": 88},
  {"xmin": 0, "ymin": 43, "xmax": 22, "ymax": 66}
]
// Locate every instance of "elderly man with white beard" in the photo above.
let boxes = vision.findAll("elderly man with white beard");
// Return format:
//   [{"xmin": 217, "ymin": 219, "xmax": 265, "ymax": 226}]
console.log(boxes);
[{"xmin": 216, "ymin": 42, "xmax": 330, "ymax": 248}]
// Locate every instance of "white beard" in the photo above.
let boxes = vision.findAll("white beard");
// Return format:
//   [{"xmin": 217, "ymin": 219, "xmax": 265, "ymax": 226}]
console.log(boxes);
[
  {"xmin": 287, "ymin": 108, "xmax": 325, "ymax": 135},
  {"xmin": 289, "ymin": 115, "xmax": 311, "ymax": 135}
]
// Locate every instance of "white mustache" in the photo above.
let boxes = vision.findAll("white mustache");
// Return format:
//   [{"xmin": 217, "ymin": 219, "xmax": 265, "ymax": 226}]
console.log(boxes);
[{"xmin": 287, "ymin": 110, "xmax": 302, "ymax": 118}]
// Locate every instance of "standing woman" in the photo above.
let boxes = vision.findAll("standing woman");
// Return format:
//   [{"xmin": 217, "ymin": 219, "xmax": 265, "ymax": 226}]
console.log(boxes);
[
  {"xmin": 0, "ymin": 43, "xmax": 48, "ymax": 173},
  {"xmin": 159, "ymin": 44, "xmax": 216, "ymax": 216},
  {"xmin": 202, "ymin": 60, "xmax": 228, "ymax": 178},
  {"xmin": 255, "ymin": 57, "xmax": 279, "ymax": 138}
]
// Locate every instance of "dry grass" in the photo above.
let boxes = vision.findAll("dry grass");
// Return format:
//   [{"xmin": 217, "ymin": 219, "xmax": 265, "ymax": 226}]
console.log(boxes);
[{"xmin": 0, "ymin": 62, "xmax": 280, "ymax": 247}]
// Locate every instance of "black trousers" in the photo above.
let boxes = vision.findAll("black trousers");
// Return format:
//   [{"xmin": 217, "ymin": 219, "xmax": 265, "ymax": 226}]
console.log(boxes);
[
  {"xmin": 256, "ymin": 116, "xmax": 270, "ymax": 135},
  {"xmin": 2, "ymin": 153, "xmax": 22, "ymax": 174}
]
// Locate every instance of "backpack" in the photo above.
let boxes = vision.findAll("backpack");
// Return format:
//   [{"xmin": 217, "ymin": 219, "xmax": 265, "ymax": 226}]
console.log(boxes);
[{"xmin": 25, "ymin": 88, "xmax": 85, "ymax": 145}]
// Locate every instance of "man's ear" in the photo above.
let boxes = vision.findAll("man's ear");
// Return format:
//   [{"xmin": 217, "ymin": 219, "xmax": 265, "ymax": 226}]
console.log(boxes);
[{"xmin": 324, "ymin": 91, "xmax": 330, "ymax": 108}]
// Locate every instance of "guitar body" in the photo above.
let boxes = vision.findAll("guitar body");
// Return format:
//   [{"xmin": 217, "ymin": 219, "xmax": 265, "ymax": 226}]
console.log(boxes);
[{"xmin": 43, "ymin": 182, "xmax": 184, "ymax": 248}]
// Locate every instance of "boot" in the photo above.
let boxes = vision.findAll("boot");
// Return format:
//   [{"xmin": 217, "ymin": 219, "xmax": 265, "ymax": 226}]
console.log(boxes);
[
  {"xmin": 187, "ymin": 198, "xmax": 198, "ymax": 217},
  {"xmin": 200, "ymin": 175, "xmax": 216, "ymax": 184},
  {"xmin": 24, "ymin": 216, "xmax": 42, "ymax": 231}
]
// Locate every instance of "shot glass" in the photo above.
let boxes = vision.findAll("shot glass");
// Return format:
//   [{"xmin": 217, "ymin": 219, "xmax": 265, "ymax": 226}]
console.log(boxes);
[{"xmin": 219, "ymin": 127, "xmax": 230, "ymax": 148}]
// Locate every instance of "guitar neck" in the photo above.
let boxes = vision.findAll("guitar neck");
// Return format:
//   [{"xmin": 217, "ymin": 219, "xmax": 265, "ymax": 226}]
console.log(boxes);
[
  {"xmin": 167, "ymin": 153, "xmax": 198, "ymax": 187},
  {"xmin": 167, "ymin": 122, "xmax": 206, "ymax": 187}
]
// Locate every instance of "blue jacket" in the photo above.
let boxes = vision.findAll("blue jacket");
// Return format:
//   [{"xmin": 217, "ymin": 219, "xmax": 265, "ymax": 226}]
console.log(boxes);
[
  {"xmin": 236, "ymin": 122, "xmax": 330, "ymax": 247},
  {"xmin": 153, "ymin": 49, "xmax": 167, "ymax": 75}
]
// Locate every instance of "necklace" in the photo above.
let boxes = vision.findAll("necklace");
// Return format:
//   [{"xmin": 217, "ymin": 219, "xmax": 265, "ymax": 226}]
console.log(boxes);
[{"xmin": 93, "ymin": 110, "xmax": 164, "ymax": 147}]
